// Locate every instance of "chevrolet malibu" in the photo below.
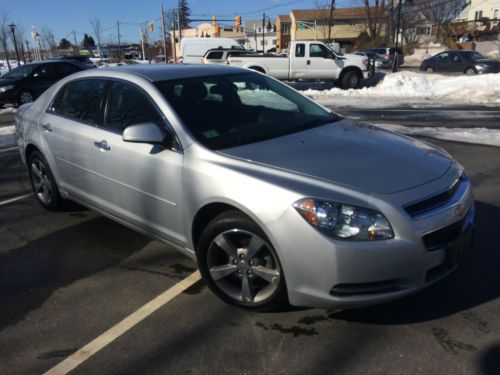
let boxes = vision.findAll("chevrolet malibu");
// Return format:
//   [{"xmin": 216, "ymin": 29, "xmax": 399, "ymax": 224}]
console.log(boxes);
[{"xmin": 16, "ymin": 65, "xmax": 474, "ymax": 310}]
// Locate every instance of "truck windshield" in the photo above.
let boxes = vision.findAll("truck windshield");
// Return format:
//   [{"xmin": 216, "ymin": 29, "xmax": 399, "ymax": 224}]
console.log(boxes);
[{"xmin": 155, "ymin": 72, "xmax": 340, "ymax": 150}]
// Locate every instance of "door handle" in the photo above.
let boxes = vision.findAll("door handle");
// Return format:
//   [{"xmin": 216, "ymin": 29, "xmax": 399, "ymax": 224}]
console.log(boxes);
[
  {"xmin": 41, "ymin": 123, "xmax": 52, "ymax": 132},
  {"xmin": 307, "ymin": 60, "xmax": 311, "ymax": 65},
  {"xmin": 94, "ymin": 140, "xmax": 111, "ymax": 151}
]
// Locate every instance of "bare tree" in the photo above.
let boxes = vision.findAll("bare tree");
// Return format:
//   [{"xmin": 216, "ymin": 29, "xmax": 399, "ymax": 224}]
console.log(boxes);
[
  {"xmin": 90, "ymin": 16, "xmax": 103, "ymax": 59},
  {"xmin": 421, "ymin": 0, "xmax": 462, "ymax": 45},
  {"xmin": 41, "ymin": 26, "xmax": 57, "ymax": 57},
  {"xmin": 362, "ymin": 0, "xmax": 388, "ymax": 42},
  {"xmin": 13, "ymin": 22, "xmax": 26, "ymax": 63},
  {"xmin": 0, "ymin": 11, "xmax": 10, "ymax": 69}
]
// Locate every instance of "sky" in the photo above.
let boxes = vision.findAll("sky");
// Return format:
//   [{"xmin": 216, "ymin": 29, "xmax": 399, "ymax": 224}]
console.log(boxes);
[{"xmin": 0, "ymin": 0, "xmax": 346, "ymax": 45}]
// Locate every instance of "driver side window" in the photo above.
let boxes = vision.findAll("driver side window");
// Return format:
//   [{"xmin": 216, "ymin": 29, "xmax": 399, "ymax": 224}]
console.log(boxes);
[
  {"xmin": 103, "ymin": 82, "xmax": 164, "ymax": 133},
  {"xmin": 309, "ymin": 44, "xmax": 329, "ymax": 58}
]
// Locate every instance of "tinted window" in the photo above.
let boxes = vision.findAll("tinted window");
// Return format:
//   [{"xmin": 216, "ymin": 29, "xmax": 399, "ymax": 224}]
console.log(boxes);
[
  {"xmin": 449, "ymin": 53, "xmax": 462, "ymax": 62},
  {"xmin": 57, "ymin": 63, "xmax": 80, "ymax": 76},
  {"xmin": 207, "ymin": 51, "xmax": 224, "ymax": 59},
  {"xmin": 2, "ymin": 64, "xmax": 35, "ymax": 79},
  {"xmin": 58, "ymin": 80, "xmax": 106, "ymax": 123},
  {"xmin": 103, "ymin": 82, "xmax": 163, "ymax": 133},
  {"xmin": 49, "ymin": 87, "xmax": 67, "ymax": 113},
  {"xmin": 295, "ymin": 44, "xmax": 305, "ymax": 57},
  {"xmin": 436, "ymin": 53, "xmax": 449, "ymax": 61},
  {"xmin": 309, "ymin": 44, "xmax": 330, "ymax": 58},
  {"xmin": 33, "ymin": 64, "xmax": 57, "ymax": 78}
]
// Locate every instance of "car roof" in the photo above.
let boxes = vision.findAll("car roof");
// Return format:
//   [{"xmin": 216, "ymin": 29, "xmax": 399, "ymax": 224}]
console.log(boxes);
[{"xmin": 75, "ymin": 64, "xmax": 249, "ymax": 82}]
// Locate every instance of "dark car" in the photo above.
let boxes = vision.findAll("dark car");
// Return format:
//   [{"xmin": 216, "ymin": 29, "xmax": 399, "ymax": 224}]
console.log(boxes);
[
  {"xmin": 367, "ymin": 47, "xmax": 404, "ymax": 67},
  {"xmin": 0, "ymin": 61, "xmax": 90, "ymax": 107},
  {"xmin": 49, "ymin": 55, "xmax": 96, "ymax": 69},
  {"xmin": 419, "ymin": 50, "xmax": 500, "ymax": 75}
]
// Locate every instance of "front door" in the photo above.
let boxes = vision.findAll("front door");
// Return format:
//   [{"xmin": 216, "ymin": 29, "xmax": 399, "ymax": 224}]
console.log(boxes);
[
  {"xmin": 90, "ymin": 81, "xmax": 186, "ymax": 245},
  {"xmin": 306, "ymin": 43, "xmax": 340, "ymax": 79}
]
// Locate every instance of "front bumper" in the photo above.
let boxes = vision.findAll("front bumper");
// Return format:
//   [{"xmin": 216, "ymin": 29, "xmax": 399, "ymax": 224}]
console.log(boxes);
[{"xmin": 266, "ymin": 172, "xmax": 474, "ymax": 309}]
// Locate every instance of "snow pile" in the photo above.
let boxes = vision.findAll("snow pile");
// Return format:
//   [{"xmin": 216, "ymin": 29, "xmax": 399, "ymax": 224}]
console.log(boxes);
[
  {"xmin": 305, "ymin": 71, "xmax": 500, "ymax": 107},
  {"xmin": 0, "ymin": 107, "xmax": 17, "ymax": 114},
  {"xmin": 0, "ymin": 125, "xmax": 16, "ymax": 148},
  {"xmin": 376, "ymin": 124, "xmax": 500, "ymax": 148}
]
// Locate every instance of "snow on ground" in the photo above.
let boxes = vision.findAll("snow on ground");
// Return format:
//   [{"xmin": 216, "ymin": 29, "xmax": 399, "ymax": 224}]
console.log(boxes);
[
  {"xmin": 376, "ymin": 124, "xmax": 500, "ymax": 148},
  {"xmin": 304, "ymin": 71, "xmax": 500, "ymax": 108},
  {"xmin": 0, "ymin": 125, "xmax": 16, "ymax": 148}
]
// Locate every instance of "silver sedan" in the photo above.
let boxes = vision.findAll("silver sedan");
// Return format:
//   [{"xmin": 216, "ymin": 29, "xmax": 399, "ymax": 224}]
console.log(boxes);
[{"xmin": 15, "ymin": 65, "xmax": 474, "ymax": 310}]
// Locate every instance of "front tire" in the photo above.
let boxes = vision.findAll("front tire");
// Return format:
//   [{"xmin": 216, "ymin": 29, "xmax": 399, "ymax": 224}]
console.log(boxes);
[
  {"xmin": 465, "ymin": 67, "xmax": 477, "ymax": 75},
  {"xmin": 196, "ymin": 211, "xmax": 288, "ymax": 310},
  {"xmin": 426, "ymin": 67, "xmax": 434, "ymax": 73},
  {"xmin": 341, "ymin": 70, "xmax": 362, "ymax": 89},
  {"xmin": 18, "ymin": 90, "xmax": 34, "ymax": 106},
  {"xmin": 28, "ymin": 150, "xmax": 66, "ymax": 210}
]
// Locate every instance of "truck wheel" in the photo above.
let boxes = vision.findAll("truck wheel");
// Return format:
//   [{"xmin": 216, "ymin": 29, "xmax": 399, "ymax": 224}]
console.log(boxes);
[{"xmin": 341, "ymin": 70, "xmax": 362, "ymax": 89}]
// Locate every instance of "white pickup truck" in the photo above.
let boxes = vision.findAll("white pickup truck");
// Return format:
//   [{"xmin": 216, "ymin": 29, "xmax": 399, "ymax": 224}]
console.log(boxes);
[{"xmin": 227, "ymin": 41, "xmax": 371, "ymax": 89}]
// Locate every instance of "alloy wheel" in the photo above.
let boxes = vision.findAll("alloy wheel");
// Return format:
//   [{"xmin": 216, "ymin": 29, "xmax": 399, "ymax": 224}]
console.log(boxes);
[
  {"xmin": 206, "ymin": 229, "xmax": 281, "ymax": 304},
  {"xmin": 20, "ymin": 91, "xmax": 34, "ymax": 104},
  {"xmin": 30, "ymin": 158, "xmax": 53, "ymax": 205}
]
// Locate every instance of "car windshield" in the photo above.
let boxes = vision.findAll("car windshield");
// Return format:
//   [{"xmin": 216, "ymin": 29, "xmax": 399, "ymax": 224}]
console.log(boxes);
[
  {"xmin": 2, "ymin": 64, "xmax": 35, "ymax": 79},
  {"xmin": 155, "ymin": 72, "xmax": 340, "ymax": 150}
]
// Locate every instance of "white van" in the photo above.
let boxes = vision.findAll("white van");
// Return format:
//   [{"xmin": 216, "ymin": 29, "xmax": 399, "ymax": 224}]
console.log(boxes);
[{"xmin": 179, "ymin": 38, "xmax": 244, "ymax": 64}]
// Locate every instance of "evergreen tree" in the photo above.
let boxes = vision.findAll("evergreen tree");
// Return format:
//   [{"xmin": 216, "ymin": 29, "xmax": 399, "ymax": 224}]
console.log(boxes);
[
  {"xmin": 59, "ymin": 38, "xmax": 71, "ymax": 49},
  {"xmin": 177, "ymin": 0, "xmax": 191, "ymax": 28},
  {"xmin": 82, "ymin": 34, "xmax": 96, "ymax": 49}
]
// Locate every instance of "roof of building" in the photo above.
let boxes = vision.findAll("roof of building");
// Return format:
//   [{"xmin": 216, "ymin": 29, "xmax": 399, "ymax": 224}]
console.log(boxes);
[
  {"xmin": 277, "ymin": 15, "xmax": 291, "ymax": 22},
  {"xmin": 291, "ymin": 7, "xmax": 367, "ymax": 20}
]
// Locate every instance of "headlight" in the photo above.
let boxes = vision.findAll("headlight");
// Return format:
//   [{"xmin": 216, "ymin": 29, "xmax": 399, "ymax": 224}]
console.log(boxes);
[
  {"xmin": 0, "ymin": 85, "xmax": 14, "ymax": 93},
  {"xmin": 293, "ymin": 198, "xmax": 394, "ymax": 240},
  {"xmin": 475, "ymin": 63, "xmax": 488, "ymax": 68}
]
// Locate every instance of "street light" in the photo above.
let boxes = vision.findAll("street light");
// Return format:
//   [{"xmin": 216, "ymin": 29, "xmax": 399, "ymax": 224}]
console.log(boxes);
[{"xmin": 8, "ymin": 22, "xmax": 21, "ymax": 65}]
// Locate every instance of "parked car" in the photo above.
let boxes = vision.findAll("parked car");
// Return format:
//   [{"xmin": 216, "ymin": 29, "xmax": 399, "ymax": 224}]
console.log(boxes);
[
  {"xmin": 356, "ymin": 51, "xmax": 392, "ymax": 69},
  {"xmin": 367, "ymin": 47, "xmax": 404, "ymax": 67},
  {"xmin": 16, "ymin": 65, "xmax": 474, "ymax": 310},
  {"xmin": 419, "ymin": 50, "xmax": 500, "ymax": 74},
  {"xmin": 0, "ymin": 60, "xmax": 90, "ymax": 107},
  {"xmin": 179, "ymin": 37, "xmax": 244, "ymax": 64},
  {"xmin": 202, "ymin": 48, "xmax": 258, "ymax": 64},
  {"xmin": 227, "ymin": 41, "xmax": 371, "ymax": 89},
  {"xmin": 49, "ymin": 55, "xmax": 97, "ymax": 69}
]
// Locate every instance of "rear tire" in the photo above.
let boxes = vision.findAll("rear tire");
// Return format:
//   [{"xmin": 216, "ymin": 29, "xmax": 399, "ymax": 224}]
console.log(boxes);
[
  {"xmin": 17, "ymin": 90, "xmax": 34, "ymax": 106},
  {"xmin": 341, "ymin": 70, "xmax": 362, "ymax": 89},
  {"xmin": 28, "ymin": 150, "xmax": 66, "ymax": 210},
  {"xmin": 196, "ymin": 210, "xmax": 288, "ymax": 311},
  {"xmin": 426, "ymin": 67, "xmax": 434, "ymax": 73}
]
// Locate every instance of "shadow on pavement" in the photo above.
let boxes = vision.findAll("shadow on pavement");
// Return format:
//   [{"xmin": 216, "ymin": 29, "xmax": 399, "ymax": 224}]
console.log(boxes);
[
  {"xmin": 334, "ymin": 200, "xmax": 500, "ymax": 324},
  {"xmin": 0, "ymin": 216, "xmax": 150, "ymax": 330}
]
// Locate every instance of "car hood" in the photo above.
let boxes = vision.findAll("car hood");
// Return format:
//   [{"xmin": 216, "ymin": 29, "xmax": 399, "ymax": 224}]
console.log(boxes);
[
  {"xmin": 0, "ymin": 77, "xmax": 16, "ymax": 85},
  {"xmin": 219, "ymin": 119, "xmax": 452, "ymax": 194},
  {"xmin": 475, "ymin": 59, "xmax": 500, "ymax": 65}
]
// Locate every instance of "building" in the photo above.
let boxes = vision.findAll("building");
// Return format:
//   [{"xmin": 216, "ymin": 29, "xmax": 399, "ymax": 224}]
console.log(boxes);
[
  {"xmin": 456, "ymin": 0, "xmax": 500, "ymax": 21},
  {"xmin": 276, "ymin": 15, "xmax": 292, "ymax": 52},
  {"xmin": 243, "ymin": 19, "xmax": 277, "ymax": 52},
  {"xmin": 290, "ymin": 8, "xmax": 372, "ymax": 50}
]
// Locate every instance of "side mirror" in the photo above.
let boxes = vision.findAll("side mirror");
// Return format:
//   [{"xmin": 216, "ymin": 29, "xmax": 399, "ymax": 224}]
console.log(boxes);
[{"xmin": 123, "ymin": 122, "xmax": 168, "ymax": 144}]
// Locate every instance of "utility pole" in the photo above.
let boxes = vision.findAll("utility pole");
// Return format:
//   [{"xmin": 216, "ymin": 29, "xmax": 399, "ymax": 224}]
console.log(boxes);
[
  {"xmin": 177, "ymin": 10, "xmax": 182, "ymax": 42},
  {"xmin": 393, "ymin": 0, "xmax": 402, "ymax": 72},
  {"xmin": 172, "ymin": 10, "xmax": 177, "ymax": 63},
  {"xmin": 262, "ymin": 13, "xmax": 265, "ymax": 53},
  {"xmin": 72, "ymin": 30, "xmax": 78, "ymax": 48},
  {"xmin": 8, "ymin": 23, "xmax": 21, "ymax": 65},
  {"xmin": 140, "ymin": 25, "xmax": 146, "ymax": 61},
  {"xmin": 161, "ymin": 4, "xmax": 168, "ymax": 63},
  {"xmin": 26, "ymin": 40, "xmax": 31, "ymax": 61},
  {"xmin": 117, "ymin": 21, "xmax": 122, "ymax": 59},
  {"xmin": 327, "ymin": 0, "xmax": 335, "ymax": 43}
]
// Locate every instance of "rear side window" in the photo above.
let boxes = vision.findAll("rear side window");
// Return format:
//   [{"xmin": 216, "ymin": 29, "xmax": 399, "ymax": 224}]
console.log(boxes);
[
  {"xmin": 33, "ymin": 64, "xmax": 57, "ymax": 78},
  {"xmin": 103, "ymin": 81, "xmax": 164, "ymax": 133},
  {"xmin": 56, "ymin": 63, "xmax": 80, "ymax": 76},
  {"xmin": 295, "ymin": 44, "xmax": 305, "ymax": 57},
  {"xmin": 206, "ymin": 51, "xmax": 224, "ymax": 60},
  {"xmin": 57, "ymin": 79, "xmax": 106, "ymax": 124}
]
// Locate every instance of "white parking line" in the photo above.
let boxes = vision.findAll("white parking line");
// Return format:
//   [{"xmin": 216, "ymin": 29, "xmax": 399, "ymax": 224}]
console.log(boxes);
[
  {"xmin": 0, "ymin": 146, "xmax": 19, "ymax": 153},
  {"xmin": 0, "ymin": 193, "xmax": 33, "ymax": 207},
  {"xmin": 43, "ymin": 271, "xmax": 202, "ymax": 375}
]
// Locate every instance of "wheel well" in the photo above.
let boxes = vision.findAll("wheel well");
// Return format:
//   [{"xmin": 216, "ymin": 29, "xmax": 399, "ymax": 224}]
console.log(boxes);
[
  {"xmin": 338, "ymin": 67, "xmax": 362, "ymax": 83},
  {"xmin": 248, "ymin": 66, "xmax": 265, "ymax": 74},
  {"xmin": 191, "ymin": 203, "xmax": 244, "ymax": 249},
  {"xmin": 464, "ymin": 66, "xmax": 476, "ymax": 73},
  {"xmin": 25, "ymin": 143, "xmax": 40, "ymax": 161}
]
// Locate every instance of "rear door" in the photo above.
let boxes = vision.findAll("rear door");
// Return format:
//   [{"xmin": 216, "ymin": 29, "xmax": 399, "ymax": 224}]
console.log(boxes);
[
  {"xmin": 90, "ymin": 80, "xmax": 186, "ymax": 245},
  {"xmin": 433, "ymin": 52, "xmax": 451, "ymax": 72},
  {"xmin": 289, "ymin": 43, "xmax": 308, "ymax": 79},
  {"xmin": 39, "ymin": 79, "xmax": 107, "ymax": 200},
  {"xmin": 30, "ymin": 63, "xmax": 58, "ymax": 97}
]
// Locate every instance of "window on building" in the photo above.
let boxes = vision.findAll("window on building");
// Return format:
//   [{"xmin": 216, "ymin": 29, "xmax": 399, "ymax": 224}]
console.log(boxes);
[
  {"xmin": 494, "ymin": 9, "xmax": 499, "ymax": 19},
  {"xmin": 474, "ymin": 10, "xmax": 483, "ymax": 20},
  {"xmin": 282, "ymin": 22, "xmax": 291, "ymax": 34},
  {"xmin": 272, "ymin": 39, "xmax": 277, "ymax": 45}
]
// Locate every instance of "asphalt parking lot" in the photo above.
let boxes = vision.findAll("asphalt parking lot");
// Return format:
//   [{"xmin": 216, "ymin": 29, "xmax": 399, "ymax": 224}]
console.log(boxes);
[{"xmin": 1, "ymin": 135, "xmax": 500, "ymax": 374}]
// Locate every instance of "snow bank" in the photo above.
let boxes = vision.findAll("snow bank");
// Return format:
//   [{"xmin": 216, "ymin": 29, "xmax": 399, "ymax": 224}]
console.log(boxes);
[
  {"xmin": 305, "ymin": 71, "xmax": 500, "ymax": 107},
  {"xmin": 376, "ymin": 124, "xmax": 500, "ymax": 148},
  {"xmin": 0, "ymin": 107, "xmax": 17, "ymax": 115},
  {"xmin": 0, "ymin": 125, "xmax": 16, "ymax": 148}
]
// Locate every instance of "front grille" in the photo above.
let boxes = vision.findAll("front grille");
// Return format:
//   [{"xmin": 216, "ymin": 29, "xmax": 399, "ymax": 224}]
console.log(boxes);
[
  {"xmin": 422, "ymin": 216, "xmax": 466, "ymax": 250},
  {"xmin": 330, "ymin": 279, "xmax": 404, "ymax": 296},
  {"xmin": 405, "ymin": 175, "xmax": 464, "ymax": 217}
]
